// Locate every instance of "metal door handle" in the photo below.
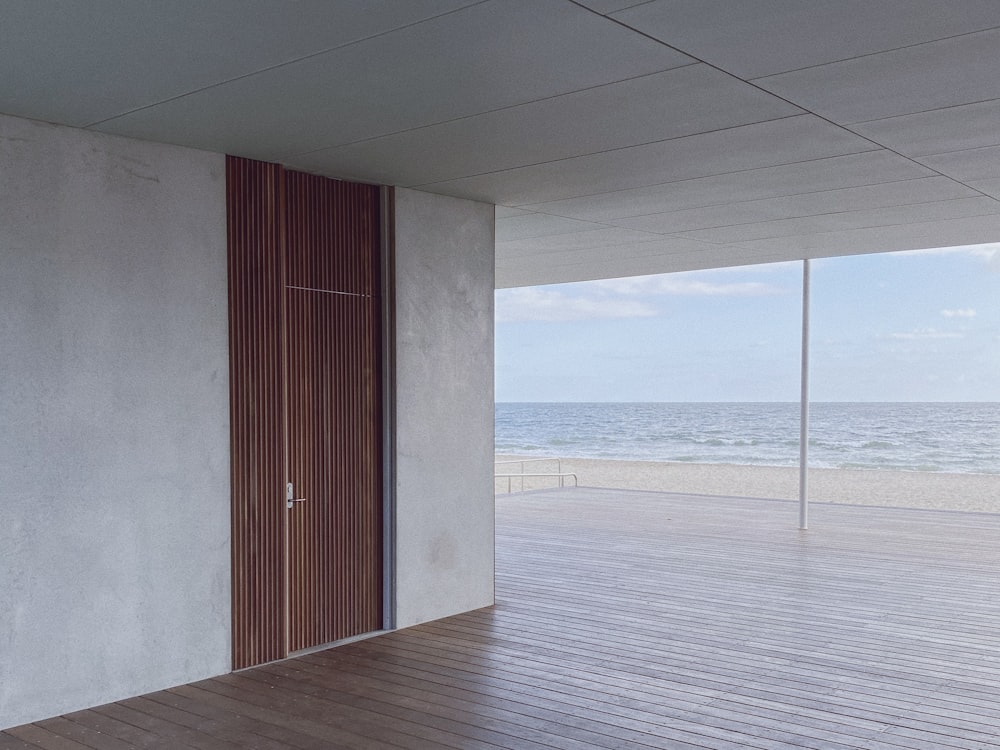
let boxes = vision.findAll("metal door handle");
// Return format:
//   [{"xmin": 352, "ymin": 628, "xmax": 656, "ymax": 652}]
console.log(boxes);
[{"xmin": 286, "ymin": 482, "xmax": 307, "ymax": 509}]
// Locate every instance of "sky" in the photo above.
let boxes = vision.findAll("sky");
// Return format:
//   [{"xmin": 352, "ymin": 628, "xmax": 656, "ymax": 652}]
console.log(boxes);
[{"xmin": 495, "ymin": 244, "xmax": 1000, "ymax": 402}]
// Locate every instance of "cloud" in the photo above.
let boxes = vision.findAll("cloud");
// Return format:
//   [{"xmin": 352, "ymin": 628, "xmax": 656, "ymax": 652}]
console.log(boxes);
[
  {"xmin": 497, "ymin": 266, "xmax": 792, "ymax": 322},
  {"xmin": 720, "ymin": 260, "xmax": 803, "ymax": 273},
  {"xmin": 592, "ymin": 274, "xmax": 785, "ymax": 297},
  {"xmin": 941, "ymin": 308, "xmax": 976, "ymax": 318},
  {"xmin": 905, "ymin": 243, "xmax": 1000, "ymax": 269},
  {"xmin": 885, "ymin": 328, "xmax": 964, "ymax": 341},
  {"xmin": 496, "ymin": 287, "xmax": 657, "ymax": 322}
]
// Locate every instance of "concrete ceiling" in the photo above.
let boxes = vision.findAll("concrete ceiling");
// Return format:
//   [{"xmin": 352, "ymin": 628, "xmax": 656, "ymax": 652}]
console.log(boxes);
[{"xmin": 4, "ymin": 1, "xmax": 1000, "ymax": 287}]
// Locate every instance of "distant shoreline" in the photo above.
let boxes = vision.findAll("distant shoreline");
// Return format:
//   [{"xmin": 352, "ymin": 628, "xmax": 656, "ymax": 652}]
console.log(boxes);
[{"xmin": 495, "ymin": 455, "xmax": 1000, "ymax": 513}]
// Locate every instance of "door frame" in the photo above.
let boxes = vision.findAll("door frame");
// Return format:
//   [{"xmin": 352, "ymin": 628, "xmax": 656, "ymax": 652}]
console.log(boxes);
[{"xmin": 379, "ymin": 185, "xmax": 397, "ymax": 632}]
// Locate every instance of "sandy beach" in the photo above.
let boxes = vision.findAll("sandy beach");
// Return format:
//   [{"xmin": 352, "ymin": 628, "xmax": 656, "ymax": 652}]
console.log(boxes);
[{"xmin": 495, "ymin": 455, "xmax": 1000, "ymax": 513}]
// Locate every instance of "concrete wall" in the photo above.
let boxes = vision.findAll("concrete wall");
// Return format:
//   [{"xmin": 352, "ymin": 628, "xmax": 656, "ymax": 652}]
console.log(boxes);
[
  {"xmin": 0, "ymin": 115, "xmax": 231, "ymax": 728},
  {"xmin": 393, "ymin": 188, "xmax": 495, "ymax": 628},
  {"xmin": 0, "ymin": 116, "xmax": 496, "ymax": 726}
]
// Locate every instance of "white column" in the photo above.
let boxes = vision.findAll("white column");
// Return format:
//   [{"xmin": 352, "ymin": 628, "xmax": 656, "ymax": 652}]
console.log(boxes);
[{"xmin": 799, "ymin": 258, "xmax": 811, "ymax": 530}]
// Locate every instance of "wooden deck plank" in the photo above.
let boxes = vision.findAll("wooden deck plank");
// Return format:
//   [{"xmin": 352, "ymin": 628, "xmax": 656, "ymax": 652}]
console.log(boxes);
[
  {"xmin": 58, "ymin": 706, "xmax": 197, "ymax": 750},
  {"xmin": 0, "ymin": 725, "xmax": 93, "ymax": 750},
  {"xmin": 88, "ymin": 703, "xmax": 242, "ymax": 750},
  {"xmin": 116, "ymin": 695, "xmax": 302, "ymax": 750},
  {"xmin": 141, "ymin": 688, "xmax": 360, "ymax": 750},
  {"xmin": 424, "ymin": 606, "xmax": 997, "ymax": 729},
  {"xmin": 0, "ymin": 739, "xmax": 37, "ymax": 750},
  {"xmin": 3, "ymin": 489, "xmax": 999, "ymax": 749},
  {"xmin": 198, "ymin": 674, "xmax": 518, "ymax": 750},
  {"xmin": 226, "ymin": 668, "xmax": 590, "ymax": 750},
  {"xmin": 33, "ymin": 715, "xmax": 150, "ymax": 750},
  {"xmin": 253, "ymin": 657, "xmax": 722, "ymax": 750},
  {"xmin": 169, "ymin": 683, "xmax": 413, "ymax": 750},
  {"xmin": 297, "ymin": 649, "xmax": 728, "ymax": 744},
  {"xmin": 299, "ymin": 648, "xmax": 879, "ymax": 750},
  {"xmin": 339, "ymin": 627, "xmax": 890, "ymax": 749}
]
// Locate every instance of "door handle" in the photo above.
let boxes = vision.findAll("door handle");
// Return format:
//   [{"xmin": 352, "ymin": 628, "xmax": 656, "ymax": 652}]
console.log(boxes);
[{"xmin": 286, "ymin": 482, "xmax": 307, "ymax": 509}]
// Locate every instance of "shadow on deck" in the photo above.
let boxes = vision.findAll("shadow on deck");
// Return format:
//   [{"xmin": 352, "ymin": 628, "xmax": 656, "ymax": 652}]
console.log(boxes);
[{"xmin": 4, "ymin": 488, "xmax": 1000, "ymax": 749}]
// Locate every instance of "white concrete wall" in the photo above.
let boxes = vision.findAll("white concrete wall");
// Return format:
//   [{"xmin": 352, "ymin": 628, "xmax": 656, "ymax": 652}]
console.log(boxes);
[
  {"xmin": 0, "ymin": 115, "xmax": 231, "ymax": 728},
  {"xmin": 393, "ymin": 188, "xmax": 495, "ymax": 628}
]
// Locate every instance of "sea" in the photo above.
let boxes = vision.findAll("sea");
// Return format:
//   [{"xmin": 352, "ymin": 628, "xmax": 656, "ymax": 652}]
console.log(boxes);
[{"xmin": 495, "ymin": 402, "xmax": 1000, "ymax": 475}]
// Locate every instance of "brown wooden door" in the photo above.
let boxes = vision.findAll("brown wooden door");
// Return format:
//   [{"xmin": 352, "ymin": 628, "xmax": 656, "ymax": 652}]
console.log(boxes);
[
  {"xmin": 283, "ymin": 172, "xmax": 382, "ymax": 653},
  {"xmin": 228, "ymin": 158, "xmax": 382, "ymax": 668},
  {"xmin": 284, "ymin": 289, "xmax": 382, "ymax": 649}
]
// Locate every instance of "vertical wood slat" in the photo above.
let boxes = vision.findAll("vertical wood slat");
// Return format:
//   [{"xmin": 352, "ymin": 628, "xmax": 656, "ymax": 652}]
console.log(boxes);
[
  {"xmin": 227, "ymin": 156, "xmax": 286, "ymax": 670},
  {"xmin": 229, "ymin": 158, "xmax": 383, "ymax": 667}
]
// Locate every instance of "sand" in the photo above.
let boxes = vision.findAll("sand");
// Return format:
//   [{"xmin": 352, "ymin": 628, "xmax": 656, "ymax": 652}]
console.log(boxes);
[{"xmin": 495, "ymin": 455, "xmax": 1000, "ymax": 513}]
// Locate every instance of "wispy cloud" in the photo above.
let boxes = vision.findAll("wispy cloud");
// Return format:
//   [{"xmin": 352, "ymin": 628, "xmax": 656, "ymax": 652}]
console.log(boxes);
[
  {"xmin": 496, "ymin": 287, "xmax": 657, "ymax": 322},
  {"xmin": 592, "ymin": 274, "xmax": 785, "ymax": 297},
  {"xmin": 906, "ymin": 243, "xmax": 1000, "ymax": 269},
  {"xmin": 885, "ymin": 328, "xmax": 964, "ymax": 341},
  {"xmin": 941, "ymin": 308, "xmax": 976, "ymax": 318},
  {"xmin": 497, "ymin": 267, "xmax": 792, "ymax": 322}
]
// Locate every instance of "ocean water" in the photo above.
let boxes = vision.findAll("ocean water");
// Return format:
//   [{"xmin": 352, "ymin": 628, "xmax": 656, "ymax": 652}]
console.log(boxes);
[{"xmin": 495, "ymin": 402, "xmax": 1000, "ymax": 474}]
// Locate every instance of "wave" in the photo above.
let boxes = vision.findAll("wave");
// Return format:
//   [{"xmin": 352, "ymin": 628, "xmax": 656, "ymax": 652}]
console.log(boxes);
[{"xmin": 495, "ymin": 402, "xmax": 1000, "ymax": 474}]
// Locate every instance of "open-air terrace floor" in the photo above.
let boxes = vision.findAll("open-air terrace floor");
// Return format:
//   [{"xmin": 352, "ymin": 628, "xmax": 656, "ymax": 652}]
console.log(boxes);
[{"xmin": 4, "ymin": 487, "xmax": 999, "ymax": 749}]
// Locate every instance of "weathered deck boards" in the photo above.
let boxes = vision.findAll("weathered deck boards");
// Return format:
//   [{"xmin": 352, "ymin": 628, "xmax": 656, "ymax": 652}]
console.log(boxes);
[{"xmin": 4, "ymin": 488, "xmax": 1000, "ymax": 749}]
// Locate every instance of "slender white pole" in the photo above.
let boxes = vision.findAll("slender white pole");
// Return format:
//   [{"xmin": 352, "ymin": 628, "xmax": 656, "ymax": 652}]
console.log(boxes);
[{"xmin": 799, "ymin": 259, "xmax": 811, "ymax": 530}]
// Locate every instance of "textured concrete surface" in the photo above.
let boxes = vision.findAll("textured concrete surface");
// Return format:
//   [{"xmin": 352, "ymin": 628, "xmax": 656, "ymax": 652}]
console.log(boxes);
[
  {"xmin": 0, "ymin": 114, "xmax": 231, "ymax": 728},
  {"xmin": 393, "ymin": 188, "xmax": 495, "ymax": 628}
]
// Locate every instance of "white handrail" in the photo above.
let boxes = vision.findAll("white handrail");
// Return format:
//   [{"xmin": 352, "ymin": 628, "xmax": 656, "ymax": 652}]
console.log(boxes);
[
  {"xmin": 494, "ymin": 457, "xmax": 576, "ymax": 493},
  {"xmin": 495, "ymin": 472, "xmax": 578, "ymax": 493},
  {"xmin": 495, "ymin": 457, "xmax": 562, "ymax": 469}
]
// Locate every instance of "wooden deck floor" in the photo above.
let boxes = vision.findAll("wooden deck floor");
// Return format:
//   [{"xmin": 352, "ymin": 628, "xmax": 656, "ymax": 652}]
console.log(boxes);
[{"xmin": 4, "ymin": 488, "xmax": 1000, "ymax": 749}]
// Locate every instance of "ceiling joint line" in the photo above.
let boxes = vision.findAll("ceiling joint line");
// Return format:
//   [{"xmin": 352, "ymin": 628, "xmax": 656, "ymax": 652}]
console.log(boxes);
[
  {"xmin": 686, "ymin": 208, "xmax": 1000, "ymax": 246},
  {"xmin": 520, "ymin": 175, "xmax": 989, "ymax": 225},
  {"xmin": 282, "ymin": 63, "xmax": 701, "ymax": 160},
  {"xmin": 571, "ymin": 1, "xmax": 1000, "ymax": 205},
  {"xmin": 412, "ymin": 113, "xmax": 827, "ymax": 187},
  {"xmin": 746, "ymin": 25, "xmax": 1000, "ymax": 82},
  {"xmin": 661, "ymin": 194, "xmax": 1000, "ymax": 237},
  {"xmin": 467, "ymin": 146, "xmax": 882, "ymax": 209},
  {"xmin": 504, "ymin": 152, "xmax": 908, "ymax": 212},
  {"xmin": 82, "ymin": 1, "xmax": 492, "ymax": 128},
  {"xmin": 848, "ymin": 95, "xmax": 1000, "ymax": 127}
]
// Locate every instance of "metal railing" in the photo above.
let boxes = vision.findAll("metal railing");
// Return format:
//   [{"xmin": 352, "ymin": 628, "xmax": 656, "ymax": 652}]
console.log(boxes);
[{"xmin": 494, "ymin": 457, "xmax": 578, "ymax": 493}]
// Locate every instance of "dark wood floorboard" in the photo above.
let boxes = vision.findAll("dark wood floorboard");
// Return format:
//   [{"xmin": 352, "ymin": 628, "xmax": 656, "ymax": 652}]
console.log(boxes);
[{"xmin": 4, "ymin": 489, "xmax": 999, "ymax": 749}]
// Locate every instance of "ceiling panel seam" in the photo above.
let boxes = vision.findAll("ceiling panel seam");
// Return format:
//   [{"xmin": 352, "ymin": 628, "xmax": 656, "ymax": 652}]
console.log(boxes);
[
  {"xmin": 620, "ymin": 197, "xmax": 1000, "ymax": 239},
  {"xmin": 410, "ymin": 113, "xmax": 855, "ymax": 188},
  {"xmin": 511, "ymin": 154, "xmax": 936, "ymax": 211},
  {"xmin": 82, "ymin": 1, "xmax": 490, "ymax": 129},
  {"xmin": 630, "ymin": 192, "xmax": 1000, "ymax": 225},
  {"xmin": 674, "ymin": 209, "xmax": 1000, "ymax": 244},
  {"xmin": 471, "ymin": 146, "xmax": 886, "ymax": 208},
  {"xmin": 514, "ymin": 176, "xmax": 972, "ymax": 223},
  {"xmin": 575, "ymin": 2, "xmax": 1000, "ymax": 207},
  {"xmin": 501, "ymin": 196, "xmax": 1000, "ymax": 255},
  {"xmin": 497, "ymin": 220, "xmax": 646, "ymax": 239},
  {"xmin": 848, "ymin": 96, "xmax": 1000, "ymax": 127},
  {"xmin": 746, "ymin": 25, "xmax": 1000, "ymax": 81},
  {"xmin": 282, "ymin": 62, "xmax": 701, "ymax": 160}
]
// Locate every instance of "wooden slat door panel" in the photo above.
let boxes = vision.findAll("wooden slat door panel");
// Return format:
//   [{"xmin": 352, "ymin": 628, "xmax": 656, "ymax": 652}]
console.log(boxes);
[
  {"xmin": 283, "ymin": 172, "xmax": 382, "ymax": 653},
  {"xmin": 228, "ymin": 156, "xmax": 383, "ymax": 668},
  {"xmin": 285, "ymin": 289, "xmax": 382, "ymax": 651},
  {"xmin": 227, "ymin": 157, "xmax": 286, "ymax": 670}
]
